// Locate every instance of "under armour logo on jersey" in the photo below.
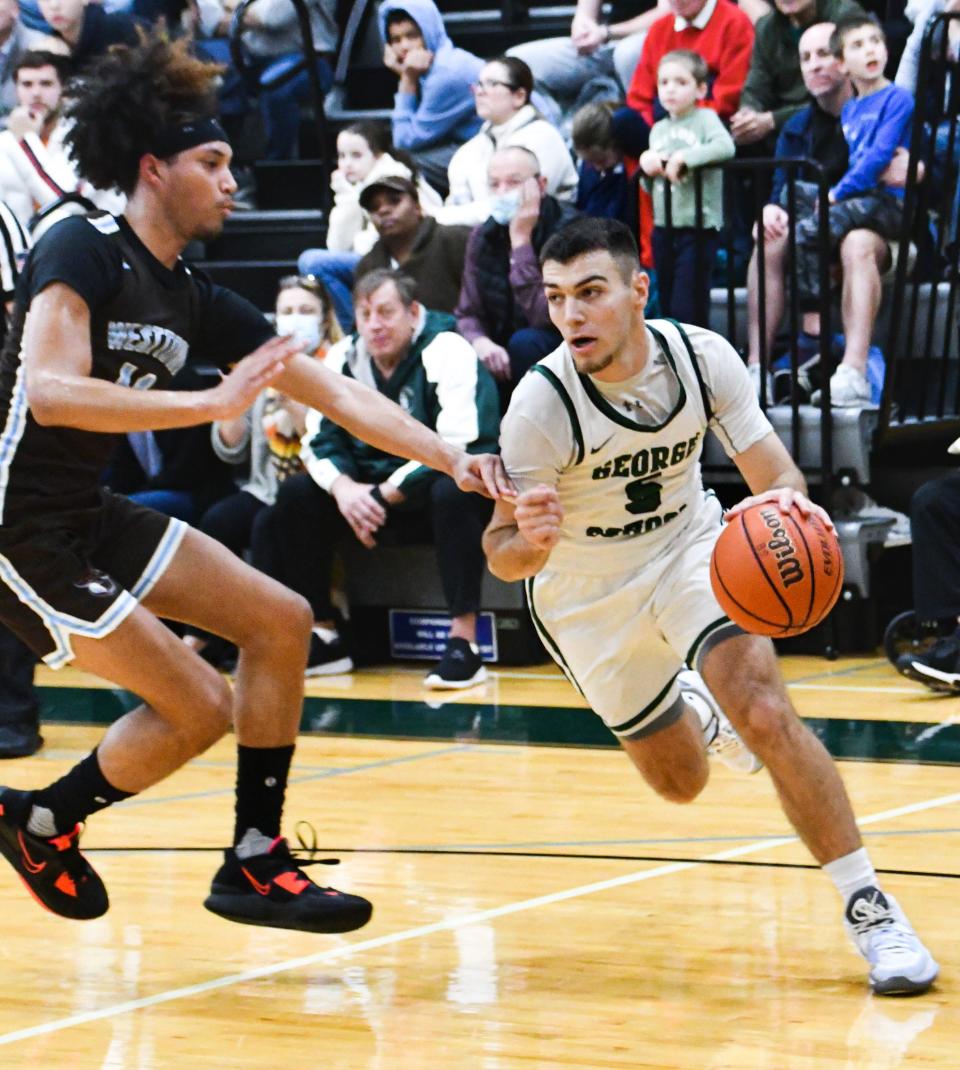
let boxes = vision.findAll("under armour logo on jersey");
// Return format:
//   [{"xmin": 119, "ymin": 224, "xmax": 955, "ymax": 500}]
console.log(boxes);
[{"xmin": 74, "ymin": 568, "xmax": 118, "ymax": 598}]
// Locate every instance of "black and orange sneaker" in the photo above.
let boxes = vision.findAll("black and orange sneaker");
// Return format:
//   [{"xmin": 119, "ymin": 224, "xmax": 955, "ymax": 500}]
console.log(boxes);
[
  {"xmin": 0, "ymin": 787, "xmax": 108, "ymax": 920},
  {"xmin": 203, "ymin": 829, "xmax": 373, "ymax": 934}
]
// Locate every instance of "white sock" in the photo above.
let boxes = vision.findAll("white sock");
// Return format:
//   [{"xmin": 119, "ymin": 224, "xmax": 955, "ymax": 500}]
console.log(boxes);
[{"xmin": 823, "ymin": 847, "xmax": 878, "ymax": 902}]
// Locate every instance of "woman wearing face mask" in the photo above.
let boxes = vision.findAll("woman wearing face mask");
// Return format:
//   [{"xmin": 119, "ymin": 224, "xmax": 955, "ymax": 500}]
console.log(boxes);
[
  {"xmin": 435, "ymin": 56, "xmax": 578, "ymax": 228},
  {"xmin": 297, "ymin": 121, "xmax": 440, "ymax": 329},
  {"xmin": 183, "ymin": 275, "xmax": 342, "ymax": 666}
]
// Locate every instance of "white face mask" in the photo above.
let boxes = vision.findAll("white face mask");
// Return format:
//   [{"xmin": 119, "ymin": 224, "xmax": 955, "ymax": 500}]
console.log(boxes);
[
  {"xmin": 276, "ymin": 312, "xmax": 322, "ymax": 353},
  {"xmin": 489, "ymin": 188, "xmax": 522, "ymax": 225}
]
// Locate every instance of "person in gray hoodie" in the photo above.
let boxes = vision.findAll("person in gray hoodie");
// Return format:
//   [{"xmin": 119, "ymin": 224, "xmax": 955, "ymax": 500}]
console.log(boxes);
[{"xmin": 378, "ymin": 0, "xmax": 482, "ymax": 194}]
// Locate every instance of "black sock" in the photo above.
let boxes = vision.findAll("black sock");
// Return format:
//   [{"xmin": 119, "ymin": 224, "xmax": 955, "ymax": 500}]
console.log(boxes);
[
  {"xmin": 234, "ymin": 744, "xmax": 295, "ymax": 844},
  {"xmin": 30, "ymin": 749, "xmax": 133, "ymax": 835}
]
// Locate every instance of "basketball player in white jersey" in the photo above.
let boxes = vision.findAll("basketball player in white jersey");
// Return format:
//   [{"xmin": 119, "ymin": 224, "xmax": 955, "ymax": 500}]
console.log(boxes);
[{"xmin": 483, "ymin": 217, "xmax": 938, "ymax": 995}]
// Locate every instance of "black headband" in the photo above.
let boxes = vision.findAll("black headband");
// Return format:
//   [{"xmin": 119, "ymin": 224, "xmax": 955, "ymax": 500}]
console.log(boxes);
[{"xmin": 151, "ymin": 116, "xmax": 229, "ymax": 159}]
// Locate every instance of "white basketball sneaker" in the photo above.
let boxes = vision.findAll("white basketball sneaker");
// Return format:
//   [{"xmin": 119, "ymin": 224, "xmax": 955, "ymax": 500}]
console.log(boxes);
[
  {"xmin": 843, "ymin": 887, "xmax": 939, "ymax": 995},
  {"xmin": 677, "ymin": 669, "xmax": 763, "ymax": 775}
]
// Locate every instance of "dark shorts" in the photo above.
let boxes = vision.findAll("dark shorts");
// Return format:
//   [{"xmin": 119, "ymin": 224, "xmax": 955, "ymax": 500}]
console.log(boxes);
[{"xmin": 0, "ymin": 489, "xmax": 186, "ymax": 668}]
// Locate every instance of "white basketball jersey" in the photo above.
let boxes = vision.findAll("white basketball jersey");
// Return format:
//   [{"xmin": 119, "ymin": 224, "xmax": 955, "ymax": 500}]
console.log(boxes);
[{"xmin": 500, "ymin": 319, "xmax": 773, "ymax": 575}]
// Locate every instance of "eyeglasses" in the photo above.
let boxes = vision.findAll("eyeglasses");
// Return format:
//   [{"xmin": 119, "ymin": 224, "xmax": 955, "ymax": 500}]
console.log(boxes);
[
  {"xmin": 279, "ymin": 274, "xmax": 321, "ymax": 289},
  {"xmin": 472, "ymin": 79, "xmax": 517, "ymax": 92}
]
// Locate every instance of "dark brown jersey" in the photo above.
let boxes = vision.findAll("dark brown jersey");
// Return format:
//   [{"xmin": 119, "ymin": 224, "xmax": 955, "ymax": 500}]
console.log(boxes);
[{"xmin": 0, "ymin": 212, "xmax": 273, "ymax": 524}]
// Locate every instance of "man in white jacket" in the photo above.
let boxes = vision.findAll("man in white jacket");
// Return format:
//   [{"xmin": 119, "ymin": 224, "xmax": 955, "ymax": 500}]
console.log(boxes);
[{"xmin": 0, "ymin": 49, "xmax": 123, "ymax": 228}]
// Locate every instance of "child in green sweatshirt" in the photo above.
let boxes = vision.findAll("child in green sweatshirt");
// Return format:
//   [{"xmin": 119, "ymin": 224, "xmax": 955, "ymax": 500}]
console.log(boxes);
[{"xmin": 640, "ymin": 49, "xmax": 735, "ymax": 326}]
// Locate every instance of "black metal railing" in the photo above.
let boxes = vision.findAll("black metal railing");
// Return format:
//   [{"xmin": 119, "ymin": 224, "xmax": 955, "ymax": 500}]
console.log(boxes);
[
  {"xmin": 878, "ymin": 10, "xmax": 960, "ymax": 444},
  {"xmin": 654, "ymin": 157, "xmax": 836, "ymax": 493}
]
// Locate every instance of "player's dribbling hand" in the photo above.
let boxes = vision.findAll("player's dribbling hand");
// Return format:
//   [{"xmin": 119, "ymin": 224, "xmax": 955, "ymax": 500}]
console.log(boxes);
[
  {"xmin": 514, "ymin": 484, "xmax": 563, "ymax": 551},
  {"xmin": 452, "ymin": 452, "xmax": 516, "ymax": 499},
  {"xmin": 208, "ymin": 336, "xmax": 301, "ymax": 420},
  {"xmin": 724, "ymin": 487, "xmax": 835, "ymax": 532}
]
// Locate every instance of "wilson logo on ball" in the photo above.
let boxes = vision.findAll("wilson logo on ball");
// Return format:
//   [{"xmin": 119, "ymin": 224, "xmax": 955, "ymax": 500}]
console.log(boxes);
[{"xmin": 759, "ymin": 507, "xmax": 804, "ymax": 589}]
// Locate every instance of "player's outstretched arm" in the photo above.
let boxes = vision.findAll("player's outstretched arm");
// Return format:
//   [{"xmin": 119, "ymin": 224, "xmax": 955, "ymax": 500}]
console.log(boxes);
[
  {"xmin": 276, "ymin": 353, "xmax": 515, "ymax": 499},
  {"xmin": 25, "ymin": 284, "xmax": 299, "ymax": 431},
  {"xmin": 483, "ymin": 485, "xmax": 562, "ymax": 581},
  {"xmin": 727, "ymin": 430, "xmax": 835, "ymax": 530}
]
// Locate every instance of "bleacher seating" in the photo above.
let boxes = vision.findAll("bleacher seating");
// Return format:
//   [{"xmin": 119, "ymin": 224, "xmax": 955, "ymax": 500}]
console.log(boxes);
[
  {"xmin": 203, "ymin": 210, "xmax": 326, "ymax": 261},
  {"xmin": 194, "ymin": 259, "xmax": 298, "ymax": 310},
  {"xmin": 254, "ymin": 161, "xmax": 328, "ymax": 211},
  {"xmin": 326, "ymin": 0, "xmax": 578, "ymax": 123}
]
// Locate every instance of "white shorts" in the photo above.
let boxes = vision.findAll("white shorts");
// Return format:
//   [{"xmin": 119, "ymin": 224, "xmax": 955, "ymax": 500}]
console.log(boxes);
[{"xmin": 526, "ymin": 496, "xmax": 743, "ymax": 739}]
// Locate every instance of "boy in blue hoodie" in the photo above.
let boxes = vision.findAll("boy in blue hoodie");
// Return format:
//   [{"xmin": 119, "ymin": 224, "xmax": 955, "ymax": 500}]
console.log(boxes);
[{"xmin": 379, "ymin": 0, "xmax": 482, "ymax": 195}]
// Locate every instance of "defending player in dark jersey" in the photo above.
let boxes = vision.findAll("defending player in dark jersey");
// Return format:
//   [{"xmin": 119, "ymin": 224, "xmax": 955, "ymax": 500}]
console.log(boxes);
[{"xmin": 0, "ymin": 33, "xmax": 511, "ymax": 933}]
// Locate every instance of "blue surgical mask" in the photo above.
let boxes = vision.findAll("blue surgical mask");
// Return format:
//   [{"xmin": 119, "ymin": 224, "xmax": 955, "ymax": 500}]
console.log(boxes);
[
  {"xmin": 276, "ymin": 313, "xmax": 322, "ymax": 353},
  {"xmin": 489, "ymin": 189, "xmax": 521, "ymax": 226}
]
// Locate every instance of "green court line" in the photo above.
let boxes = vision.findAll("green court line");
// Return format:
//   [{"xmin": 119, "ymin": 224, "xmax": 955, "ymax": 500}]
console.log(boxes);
[{"xmin": 37, "ymin": 686, "xmax": 960, "ymax": 765}]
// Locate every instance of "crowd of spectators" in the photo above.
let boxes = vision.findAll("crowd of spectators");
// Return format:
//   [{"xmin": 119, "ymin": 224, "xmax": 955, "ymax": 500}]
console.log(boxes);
[{"xmin": 1, "ymin": 0, "xmax": 958, "ymax": 754}]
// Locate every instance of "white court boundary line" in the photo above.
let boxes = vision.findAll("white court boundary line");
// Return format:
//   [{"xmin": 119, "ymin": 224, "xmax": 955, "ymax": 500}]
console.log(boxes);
[{"xmin": 2, "ymin": 790, "xmax": 959, "ymax": 1047}]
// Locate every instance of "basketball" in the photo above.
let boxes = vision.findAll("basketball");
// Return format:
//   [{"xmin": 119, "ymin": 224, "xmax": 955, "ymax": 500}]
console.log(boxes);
[{"xmin": 710, "ymin": 502, "xmax": 844, "ymax": 637}]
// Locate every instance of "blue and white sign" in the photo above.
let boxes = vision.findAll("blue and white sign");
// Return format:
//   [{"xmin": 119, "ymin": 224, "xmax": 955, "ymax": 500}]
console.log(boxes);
[{"xmin": 388, "ymin": 610, "xmax": 498, "ymax": 662}]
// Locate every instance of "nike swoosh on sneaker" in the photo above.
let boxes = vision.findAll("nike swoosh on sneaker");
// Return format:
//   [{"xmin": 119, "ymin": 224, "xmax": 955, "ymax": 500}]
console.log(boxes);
[
  {"xmin": 18, "ymin": 832, "xmax": 47, "ymax": 875},
  {"xmin": 240, "ymin": 866, "xmax": 272, "ymax": 895}
]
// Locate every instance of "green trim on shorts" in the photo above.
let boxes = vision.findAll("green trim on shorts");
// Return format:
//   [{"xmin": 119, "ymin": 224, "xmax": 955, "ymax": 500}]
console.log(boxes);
[
  {"xmin": 687, "ymin": 617, "xmax": 745, "ymax": 671},
  {"xmin": 532, "ymin": 365, "xmax": 584, "ymax": 465},
  {"xmin": 609, "ymin": 670, "xmax": 680, "ymax": 736},
  {"xmin": 524, "ymin": 577, "xmax": 586, "ymax": 699},
  {"xmin": 619, "ymin": 691, "xmax": 686, "ymax": 741}
]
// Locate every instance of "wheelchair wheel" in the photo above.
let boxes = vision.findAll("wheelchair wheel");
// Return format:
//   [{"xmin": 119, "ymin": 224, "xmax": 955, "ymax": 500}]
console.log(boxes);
[{"xmin": 883, "ymin": 610, "xmax": 944, "ymax": 667}]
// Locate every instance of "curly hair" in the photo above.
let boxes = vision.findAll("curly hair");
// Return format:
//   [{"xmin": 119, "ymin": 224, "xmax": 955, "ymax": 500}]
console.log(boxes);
[{"xmin": 64, "ymin": 32, "xmax": 223, "ymax": 196}]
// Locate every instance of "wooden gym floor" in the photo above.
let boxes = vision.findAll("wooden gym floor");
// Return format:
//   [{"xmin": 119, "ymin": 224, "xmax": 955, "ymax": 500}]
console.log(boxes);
[{"xmin": 0, "ymin": 652, "xmax": 957, "ymax": 1069}]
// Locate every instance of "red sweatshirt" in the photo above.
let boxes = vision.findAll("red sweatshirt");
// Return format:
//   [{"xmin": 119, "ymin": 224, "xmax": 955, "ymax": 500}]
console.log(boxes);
[{"xmin": 627, "ymin": 0, "xmax": 755, "ymax": 126}]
